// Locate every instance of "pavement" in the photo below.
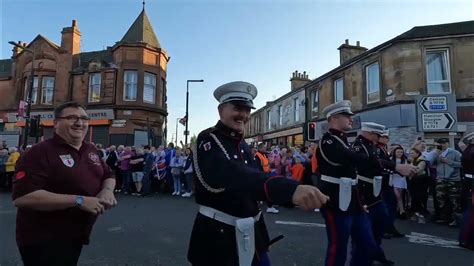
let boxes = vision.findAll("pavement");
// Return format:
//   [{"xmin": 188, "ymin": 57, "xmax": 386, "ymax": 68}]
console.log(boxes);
[{"xmin": 0, "ymin": 192, "xmax": 472, "ymax": 266}]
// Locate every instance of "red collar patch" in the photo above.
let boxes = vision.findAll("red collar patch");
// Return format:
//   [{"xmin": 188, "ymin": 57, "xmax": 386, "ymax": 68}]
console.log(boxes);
[{"xmin": 15, "ymin": 171, "xmax": 26, "ymax": 180}]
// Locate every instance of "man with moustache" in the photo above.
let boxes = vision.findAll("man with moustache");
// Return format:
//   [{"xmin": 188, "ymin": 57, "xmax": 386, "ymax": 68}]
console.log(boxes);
[
  {"xmin": 12, "ymin": 102, "xmax": 117, "ymax": 266},
  {"xmin": 187, "ymin": 81, "xmax": 329, "ymax": 266},
  {"xmin": 316, "ymin": 101, "xmax": 415, "ymax": 266}
]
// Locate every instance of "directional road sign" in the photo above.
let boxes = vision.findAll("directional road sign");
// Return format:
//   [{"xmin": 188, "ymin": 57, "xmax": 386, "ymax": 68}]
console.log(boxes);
[
  {"xmin": 422, "ymin": 113, "xmax": 455, "ymax": 130},
  {"xmin": 416, "ymin": 94, "xmax": 457, "ymax": 132},
  {"xmin": 419, "ymin": 96, "xmax": 448, "ymax": 111}
]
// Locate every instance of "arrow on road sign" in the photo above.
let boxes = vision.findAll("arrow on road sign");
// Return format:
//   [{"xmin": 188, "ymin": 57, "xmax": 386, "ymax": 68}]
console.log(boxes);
[
  {"xmin": 422, "ymin": 113, "xmax": 455, "ymax": 130},
  {"xmin": 420, "ymin": 96, "xmax": 448, "ymax": 112}
]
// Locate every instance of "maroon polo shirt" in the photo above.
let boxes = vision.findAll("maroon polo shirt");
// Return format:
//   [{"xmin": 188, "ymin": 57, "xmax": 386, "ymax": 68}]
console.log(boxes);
[{"xmin": 12, "ymin": 134, "xmax": 114, "ymax": 247}]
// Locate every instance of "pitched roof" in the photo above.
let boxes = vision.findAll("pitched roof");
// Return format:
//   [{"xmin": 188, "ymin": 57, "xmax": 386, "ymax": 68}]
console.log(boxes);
[
  {"xmin": 74, "ymin": 49, "xmax": 114, "ymax": 71},
  {"xmin": 0, "ymin": 59, "xmax": 12, "ymax": 78},
  {"xmin": 119, "ymin": 8, "xmax": 161, "ymax": 48},
  {"xmin": 397, "ymin": 20, "xmax": 474, "ymax": 40}
]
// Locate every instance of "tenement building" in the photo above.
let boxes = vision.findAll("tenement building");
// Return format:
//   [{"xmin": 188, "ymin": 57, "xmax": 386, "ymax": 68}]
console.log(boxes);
[
  {"xmin": 0, "ymin": 6, "xmax": 170, "ymax": 147},
  {"xmin": 246, "ymin": 20, "xmax": 474, "ymax": 148}
]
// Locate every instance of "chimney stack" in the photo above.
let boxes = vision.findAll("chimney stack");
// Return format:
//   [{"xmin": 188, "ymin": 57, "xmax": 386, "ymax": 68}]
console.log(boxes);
[
  {"xmin": 61, "ymin": 19, "xmax": 81, "ymax": 55},
  {"xmin": 338, "ymin": 39, "xmax": 368, "ymax": 65},
  {"xmin": 290, "ymin": 70, "xmax": 311, "ymax": 91}
]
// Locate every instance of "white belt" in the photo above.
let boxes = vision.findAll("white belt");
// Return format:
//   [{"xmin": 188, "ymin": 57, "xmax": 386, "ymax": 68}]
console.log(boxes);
[
  {"xmin": 465, "ymin": 174, "xmax": 473, "ymax": 179},
  {"xmin": 198, "ymin": 205, "xmax": 261, "ymax": 226},
  {"xmin": 357, "ymin": 175, "xmax": 373, "ymax": 184},
  {"xmin": 321, "ymin": 175, "xmax": 358, "ymax": 186},
  {"xmin": 199, "ymin": 205, "xmax": 260, "ymax": 266}
]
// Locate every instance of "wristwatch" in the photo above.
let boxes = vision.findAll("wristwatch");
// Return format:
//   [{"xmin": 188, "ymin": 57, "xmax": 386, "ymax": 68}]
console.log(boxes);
[{"xmin": 75, "ymin": 196, "xmax": 84, "ymax": 207}]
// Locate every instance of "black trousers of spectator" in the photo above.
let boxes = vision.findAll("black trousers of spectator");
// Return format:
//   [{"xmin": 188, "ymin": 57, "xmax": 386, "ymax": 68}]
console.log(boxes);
[
  {"xmin": 5, "ymin": 172, "xmax": 13, "ymax": 191},
  {"xmin": 19, "ymin": 241, "xmax": 83, "ymax": 266},
  {"xmin": 114, "ymin": 168, "xmax": 122, "ymax": 191},
  {"xmin": 409, "ymin": 177, "xmax": 430, "ymax": 214},
  {"xmin": 0, "ymin": 172, "xmax": 6, "ymax": 190}
]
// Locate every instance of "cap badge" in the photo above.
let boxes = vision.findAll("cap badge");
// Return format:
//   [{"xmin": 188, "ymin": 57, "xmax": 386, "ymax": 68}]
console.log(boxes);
[{"xmin": 247, "ymin": 86, "xmax": 252, "ymax": 93}]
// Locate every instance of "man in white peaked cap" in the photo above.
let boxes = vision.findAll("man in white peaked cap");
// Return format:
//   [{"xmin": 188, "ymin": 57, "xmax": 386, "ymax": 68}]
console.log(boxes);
[{"xmin": 187, "ymin": 81, "xmax": 329, "ymax": 266}]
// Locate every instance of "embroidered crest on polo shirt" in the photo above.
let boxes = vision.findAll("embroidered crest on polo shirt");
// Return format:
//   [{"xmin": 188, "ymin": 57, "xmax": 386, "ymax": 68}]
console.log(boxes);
[
  {"xmin": 15, "ymin": 171, "xmax": 26, "ymax": 180},
  {"xmin": 59, "ymin": 154, "xmax": 75, "ymax": 168},
  {"xmin": 89, "ymin": 152, "xmax": 101, "ymax": 166}
]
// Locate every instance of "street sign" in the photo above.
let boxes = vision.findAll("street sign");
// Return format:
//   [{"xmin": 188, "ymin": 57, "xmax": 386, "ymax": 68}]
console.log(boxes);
[
  {"xmin": 419, "ymin": 96, "xmax": 448, "ymax": 111},
  {"xmin": 111, "ymin": 123, "xmax": 126, "ymax": 128},
  {"xmin": 422, "ymin": 113, "xmax": 455, "ymax": 130},
  {"xmin": 183, "ymin": 130, "xmax": 190, "ymax": 136},
  {"xmin": 416, "ymin": 94, "xmax": 457, "ymax": 132}
]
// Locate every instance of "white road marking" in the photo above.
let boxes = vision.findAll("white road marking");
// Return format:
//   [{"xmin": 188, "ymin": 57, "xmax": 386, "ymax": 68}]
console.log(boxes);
[
  {"xmin": 406, "ymin": 232, "xmax": 461, "ymax": 249},
  {"xmin": 107, "ymin": 226, "xmax": 123, "ymax": 232},
  {"xmin": 275, "ymin": 220, "xmax": 326, "ymax": 228},
  {"xmin": 275, "ymin": 221, "xmax": 462, "ymax": 250}
]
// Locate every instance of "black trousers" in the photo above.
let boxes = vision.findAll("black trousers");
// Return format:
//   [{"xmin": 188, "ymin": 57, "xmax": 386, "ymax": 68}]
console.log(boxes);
[
  {"xmin": 19, "ymin": 242, "xmax": 83, "ymax": 266},
  {"xmin": 409, "ymin": 177, "xmax": 430, "ymax": 214}
]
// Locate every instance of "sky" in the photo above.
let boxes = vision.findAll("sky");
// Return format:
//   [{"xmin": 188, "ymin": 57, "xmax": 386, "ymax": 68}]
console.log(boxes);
[{"xmin": 1, "ymin": 0, "xmax": 473, "ymax": 144}]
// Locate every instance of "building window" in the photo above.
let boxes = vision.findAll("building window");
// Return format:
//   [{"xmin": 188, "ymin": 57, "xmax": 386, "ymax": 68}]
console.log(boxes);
[
  {"xmin": 41, "ymin": 76, "xmax": 54, "ymax": 105},
  {"xmin": 25, "ymin": 76, "xmax": 39, "ymax": 104},
  {"xmin": 334, "ymin": 78, "xmax": 344, "ymax": 102},
  {"xmin": 311, "ymin": 90, "xmax": 319, "ymax": 117},
  {"xmin": 267, "ymin": 110, "xmax": 271, "ymax": 130},
  {"xmin": 293, "ymin": 98, "xmax": 300, "ymax": 122},
  {"xmin": 278, "ymin": 105, "xmax": 283, "ymax": 126},
  {"xmin": 256, "ymin": 116, "xmax": 260, "ymax": 133},
  {"xmin": 161, "ymin": 78, "xmax": 166, "ymax": 107},
  {"xmin": 144, "ymin": 72, "xmax": 156, "ymax": 104},
  {"xmin": 88, "ymin": 73, "xmax": 101, "ymax": 103},
  {"xmin": 426, "ymin": 49, "xmax": 451, "ymax": 94},
  {"xmin": 366, "ymin": 62, "xmax": 380, "ymax": 103},
  {"xmin": 124, "ymin": 70, "xmax": 137, "ymax": 101}
]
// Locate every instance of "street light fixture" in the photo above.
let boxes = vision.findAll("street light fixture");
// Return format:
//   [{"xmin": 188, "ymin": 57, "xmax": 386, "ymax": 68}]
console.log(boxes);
[
  {"xmin": 175, "ymin": 117, "xmax": 179, "ymax": 147},
  {"xmin": 8, "ymin": 41, "xmax": 35, "ymax": 150},
  {"xmin": 185, "ymin": 79, "xmax": 204, "ymax": 146}
]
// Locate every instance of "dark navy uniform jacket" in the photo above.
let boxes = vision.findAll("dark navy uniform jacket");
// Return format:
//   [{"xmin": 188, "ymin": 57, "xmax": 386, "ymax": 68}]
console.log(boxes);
[
  {"xmin": 353, "ymin": 135, "xmax": 383, "ymax": 206},
  {"xmin": 316, "ymin": 129, "xmax": 372, "ymax": 214},
  {"xmin": 462, "ymin": 144, "xmax": 474, "ymax": 199},
  {"xmin": 376, "ymin": 143, "xmax": 392, "ymax": 190},
  {"xmin": 188, "ymin": 121, "xmax": 299, "ymax": 266},
  {"xmin": 353, "ymin": 135, "xmax": 396, "ymax": 206}
]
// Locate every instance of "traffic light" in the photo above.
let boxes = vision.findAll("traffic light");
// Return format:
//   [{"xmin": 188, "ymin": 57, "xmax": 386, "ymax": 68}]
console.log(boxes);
[
  {"xmin": 307, "ymin": 122, "xmax": 317, "ymax": 141},
  {"xmin": 28, "ymin": 116, "xmax": 43, "ymax": 138}
]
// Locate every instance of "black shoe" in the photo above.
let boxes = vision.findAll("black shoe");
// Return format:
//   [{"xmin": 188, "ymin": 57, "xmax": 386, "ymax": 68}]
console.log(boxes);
[{"xmin": 374, "ymin": 257, "xmax": 395, "ymax": 265}]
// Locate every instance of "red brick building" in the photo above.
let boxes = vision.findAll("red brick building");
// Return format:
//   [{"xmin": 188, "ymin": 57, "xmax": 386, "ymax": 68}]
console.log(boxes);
[{"xmin": 0, "ymin": 7, "xmax": 170, "ymax": 147}]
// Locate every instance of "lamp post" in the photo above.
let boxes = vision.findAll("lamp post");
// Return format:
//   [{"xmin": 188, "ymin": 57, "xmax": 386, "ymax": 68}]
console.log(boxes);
[
  {"xmin": 185, "ymin": 79, "xmax": 204, "ymax": 146},
  {"xmin": 175, "ymin": 118, "xmax": 179, "ymax": 147},
  {"xmin": 9, "ymin": 41, "xmax": 35, "ymax": 150}
]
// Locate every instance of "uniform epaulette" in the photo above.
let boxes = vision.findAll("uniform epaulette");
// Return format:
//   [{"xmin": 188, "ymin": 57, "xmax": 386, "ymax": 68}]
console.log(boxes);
[{"xmin": 198, "ymin": 126, "xmax": 217, "ymax": 137}]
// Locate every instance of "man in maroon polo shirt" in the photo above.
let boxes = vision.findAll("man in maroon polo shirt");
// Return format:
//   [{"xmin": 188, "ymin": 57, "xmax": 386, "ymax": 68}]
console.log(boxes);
[{"xmin": 12, "ymin": 102, "xmax": 117, "ymax": 266}]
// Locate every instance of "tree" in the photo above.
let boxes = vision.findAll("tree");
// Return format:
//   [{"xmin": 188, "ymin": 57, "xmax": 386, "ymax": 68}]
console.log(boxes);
[{"xmin": 190, "ymin": 135, "xmax": 197, "ymax": 146}]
